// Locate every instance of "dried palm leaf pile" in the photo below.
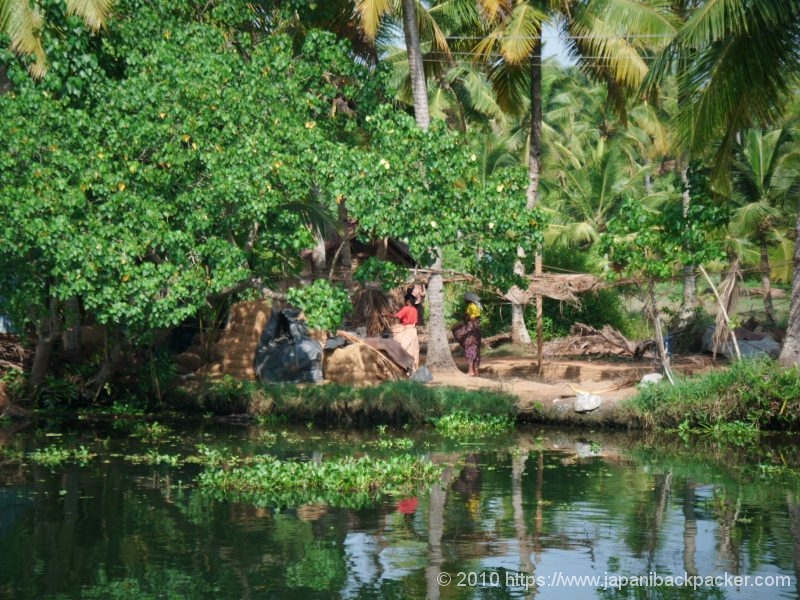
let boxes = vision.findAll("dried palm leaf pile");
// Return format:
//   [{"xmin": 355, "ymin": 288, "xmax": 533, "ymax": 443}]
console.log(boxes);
[{"xmin": 543, "ymin": 323, "xmax": 655, "ymax": 359}]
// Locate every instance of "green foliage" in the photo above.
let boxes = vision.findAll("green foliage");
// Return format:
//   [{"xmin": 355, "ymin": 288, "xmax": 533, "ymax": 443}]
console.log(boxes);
[
  {"xmin": 286, "ymin": 279, "xmax": 351, "ymax": 332},
  {"xmin": 137, "ymin": 350, "xmax": 178, "ymax": 403},
  {"xmin": 0, "ymin": 369, "xmax": 25, "ymax": 402},
  {"xmin": 27, "ymin": 444, "xmax": 96, "ymax": 467},
  {"xmin": 0, "ymin": 5, "xmax": 376, "ymax": 354},
  {"xmin": 353, "ymin": 257, "xmax": 408, "ymax": 291},
  {"xmin": 520, "ymin": 245, "xmax": 646, "ymax": 340},
  {"xmin": 197, "ymin": 454, "xmax": 442, "ymax": 509},
  {"xmin": 126, "ymin": 451, "xmax": 182, "ymax": 466},
  {"xmin": 599, "ymin": 174, "xmax": 727, "ymax": 281},
  {"xmin": 257, "ymin": 380, "xmax": 518, "ymax": 426},
  {"xmin": 541, "ymin": 289, "xmax": 635, "ymax": 340},
  {"xmin": 627, "ymin": 358, "xmax": 800, "ymax": 431},
  {"xmin": 429, "ymin": 411, "xmax": 514, "ymax": 438},
  {"xmin": 131, "ymin": 421, "xmax": 173, "ymax": 443},
  {"xmin": 34, "ymin": 375, "xmax": 80, "ymax": 410}
]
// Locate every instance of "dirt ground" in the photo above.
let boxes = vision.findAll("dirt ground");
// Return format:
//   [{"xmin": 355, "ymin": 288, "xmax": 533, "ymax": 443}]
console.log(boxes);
[{"xmin": 428, "ymin": 344, "xmax": 724, "ymax": 423}]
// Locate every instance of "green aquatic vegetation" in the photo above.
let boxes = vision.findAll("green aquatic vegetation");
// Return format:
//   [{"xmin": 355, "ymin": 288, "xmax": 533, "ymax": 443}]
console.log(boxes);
[
  {"xmin": 673, "ymin": 418, "xmax": 760, "ymax": 446},
  {"xmin": 131, "ymin": 421, "xmax": 173, "ymax": 443},
  {"xmin": 187, "ymin": 445, "xmax": 242, "ymax": 469},
  {"xmin": 126, "ymin": 451, "xmax": 182, "ymax": 466},
  {"xmin": 197, "ymin": 454, "xmax": 442, "ymax": 508},
  {"xmin": 369, "ymin": 437, "xmax": 414, "ymax": 450},
  {"xmin": 430, "ymin": 411, "xmax": 515, "ymax": 438},
  {"xmin": 28, "ymin": 445, "xmax": 96, "ymax": 467}
]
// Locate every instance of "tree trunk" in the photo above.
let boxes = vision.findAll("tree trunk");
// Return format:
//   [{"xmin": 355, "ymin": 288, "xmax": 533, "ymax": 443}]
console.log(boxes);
[
  {"xmin": 311, "ymin": 230, "xmax": 327, "ymax": 279},
  {"xmin": 85, "ymin": 329, "xmax": 124, "ymax": 401},
  {"xmin": 779, "ymin": 204, "xmax": 800, "ymax": 367},
  {"xmin": 424, "ymin": 251, "xmax": 459, "ymax": 373},
  {"xmin": 336, "ymin": 199, "xmax": 353, "ymax": 288},
  {"xmin": 682, "ymin": 481, "xmax": 698, "ymax": 576},
  {"xmin": 401, "ymin": 0, "xmax": 430, "ymax": 131},
  {"xmin": 678, "ymin": 166, "xmax": 697, "ymax": 323},
  {"xmin": 680, "ymin": 263, "xmax": 697, "ymax": 319},
  {"xmin": 62, "ymin": 296, "xmax": 82, "ymax": 362},
  {"xmin": 760, "ymin": 239, "xmax": 776, "ymax": 327},
  {"xmin": 512, "ymin": 452, "xmax": 534, "ymax": 574},
  {"xmin": 26, "ymin": 296, "xmax": 61, "ymax": 397},
  {"xmin": 510, "ymin": 40, "xmax": 544, "ymax": 348}
]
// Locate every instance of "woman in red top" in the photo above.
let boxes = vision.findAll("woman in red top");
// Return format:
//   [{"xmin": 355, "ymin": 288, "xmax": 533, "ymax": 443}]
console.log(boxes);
[
  {"xmin": 390, "ymin": 294, "xmax": 420, "ymax": 370},
  {"xmin": 395, "ymin": 294, "xmax": 419, "ymax": 326}
]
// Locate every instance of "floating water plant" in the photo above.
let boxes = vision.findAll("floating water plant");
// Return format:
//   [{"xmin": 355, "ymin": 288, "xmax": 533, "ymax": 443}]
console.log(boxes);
[
  {"xmin": 28, "ymin": 445, "xmax": 96, "ymax": 467},
  {"xmin": 430, "ymin": 411, "xmax": 515, "ymax": 438},
  {"xmin": 197, "ymin": 454, "xmax": 442, "ymax": 508}
]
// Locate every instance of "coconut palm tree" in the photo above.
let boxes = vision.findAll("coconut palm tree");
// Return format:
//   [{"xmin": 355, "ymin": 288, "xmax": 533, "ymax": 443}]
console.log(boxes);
[
  {"xmin": 648, "ymin": 0, "xmax": 800, "ymax": 366},
  {"xmin": 0, "ymin": 0, "xmax": 112, "ymax": 78},
  {"xmin": 545, "ymin": 138, "xmax": 651, "ymax": 249},
  {"xmin": 466, "ymin": 0, "xmax": 676, "ymax": 351},
  {"xmin": 354, "ymin": 0, "xmax": 465, "ymax": 372},
  {"xmin": 729, "ymin": 127, "xmax": 800, "ymax": 327}
]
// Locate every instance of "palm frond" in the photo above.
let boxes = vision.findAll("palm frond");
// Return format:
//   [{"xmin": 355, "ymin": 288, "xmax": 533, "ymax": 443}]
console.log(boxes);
[
  {"xmin": 446, "ymin": 65, "xmax": 505, "ymax": 121},
  {"xmin": 66, "ymin": 0, "xmax": 113, "ymax": 30},
  {"xmin": 417, "ymin": 0, "xmax": 452, "ymax": 61},
  {"xmin": 675, "ymin": 3, "xmax": 800, "ymax": 164},
  {"xmin": 475, "ymin": 0, "xmax": 513, "ymax": 25},
  {"xmin": 499, "ymin": 3, "xmax": 546, "ymax": 65},
  {"xmin": 2, "ymin": 0, "xmax": 47, "ymax": 78},
  {"xmin": 730, "ymin": 201, "xmax": 780, "ymax": 236},
  {"xmin": 355, "ymin": 0, "xmax": 394, "ymax": 41}
]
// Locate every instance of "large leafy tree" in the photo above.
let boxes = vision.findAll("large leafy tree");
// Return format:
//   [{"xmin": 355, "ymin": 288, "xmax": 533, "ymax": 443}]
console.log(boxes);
[{"xmin": 0, "ymin": 0, "xmax": 376, "ymax": 394}]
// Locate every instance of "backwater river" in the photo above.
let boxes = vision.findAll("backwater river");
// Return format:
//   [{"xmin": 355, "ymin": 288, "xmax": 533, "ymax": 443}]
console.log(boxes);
[{"xmin": 0, "ymin": 419, "xmax": 798, "ymax": 599}]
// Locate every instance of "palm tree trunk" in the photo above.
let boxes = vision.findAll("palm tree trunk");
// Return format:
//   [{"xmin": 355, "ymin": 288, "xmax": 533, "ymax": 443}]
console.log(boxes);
[
  {"xmin": 760, "ymin": 239, "xmax": 776, "ymax": 327},
  {"xmin": 425, "ymin": 251, "xmax": 459, "ymax": 373},
  {"xmin": 682, "ymin": 481, "xmax": 698, "ymax": 576},
  {"xmin": 779, "ymin": 204, "xmax": 800, "ymax": 367},
  {"xmin": 401, "ymin": 0, "xmax": 430, "ymax": 131},
  {"xmin": 525, "ymin": 41, "xmax": 544, "ymax": 370},
  {"xmin": 679, "ymin": 166, "xmax": 697, "ymax": 323}
]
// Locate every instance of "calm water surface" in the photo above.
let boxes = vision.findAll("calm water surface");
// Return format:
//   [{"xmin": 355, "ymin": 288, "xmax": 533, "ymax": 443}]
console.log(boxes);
[{"xmin": 1, "ymin": 420, "xmax": 798, "ymax": 599}]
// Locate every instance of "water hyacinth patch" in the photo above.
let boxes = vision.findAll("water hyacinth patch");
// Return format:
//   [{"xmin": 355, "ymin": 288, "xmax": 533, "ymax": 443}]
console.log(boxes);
[
  {"xmin": 197, "ymin": 454, "xmax": 442, "ymax": 509},
  {"xmin": 430, "ymin": 411, "xmax": 515, "ymax": 438}
]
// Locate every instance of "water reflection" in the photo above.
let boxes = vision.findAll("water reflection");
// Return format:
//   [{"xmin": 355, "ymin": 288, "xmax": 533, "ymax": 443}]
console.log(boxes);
[{"xmin": 0, "ymin": 424, "xmax": 798, "ymax": 599}]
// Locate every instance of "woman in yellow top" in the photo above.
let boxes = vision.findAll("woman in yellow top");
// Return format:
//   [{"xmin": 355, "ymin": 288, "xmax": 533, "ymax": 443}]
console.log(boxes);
[{"xmin": 453, "ymin": 293, "xmax": 482, "ymax": 376}]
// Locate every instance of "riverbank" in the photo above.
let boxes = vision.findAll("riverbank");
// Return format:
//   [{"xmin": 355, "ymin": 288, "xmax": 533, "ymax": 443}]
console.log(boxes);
[
  {"xmin": 169, "ymin": 351, "xmax": 727, "ymax": 430},
  {"xmin": 188, "ymin": 352, "xmax": 800, "ymax": 433}
]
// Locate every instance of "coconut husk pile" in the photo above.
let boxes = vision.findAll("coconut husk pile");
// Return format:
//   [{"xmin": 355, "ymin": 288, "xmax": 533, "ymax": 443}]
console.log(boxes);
[
  {"xmin": 199, "ymin": 300, "xmax": 272, "ymax": 380},
  {"xmin": 322, "ymin": 330, "xmax": 408, "ymax": 386},
  {"xmin": 0, "ymin": 334, "xmax": 30, "ymax": 372},
  {"xmin": 350, "ymin": 288, "xmax": 395, "ymax": 337},
  {"xmin": 506, "ymin": 273, "xmax": 600, "ymax": 305},
  {"xmin": 543, "ymin": 323, "xmax": 654, "ymax": 358}
]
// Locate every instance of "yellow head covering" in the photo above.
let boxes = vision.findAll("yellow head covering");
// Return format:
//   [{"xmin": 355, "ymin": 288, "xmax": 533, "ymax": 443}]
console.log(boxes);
[{"xmin": 466, "ymin": 302, "xmax": 481, "ymax": 320}]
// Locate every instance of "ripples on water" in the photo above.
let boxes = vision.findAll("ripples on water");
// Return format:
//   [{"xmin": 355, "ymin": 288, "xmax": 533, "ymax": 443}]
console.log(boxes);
[{"xmin": 0, "ymin": 423, "xmax": 798, "ymax": 599}]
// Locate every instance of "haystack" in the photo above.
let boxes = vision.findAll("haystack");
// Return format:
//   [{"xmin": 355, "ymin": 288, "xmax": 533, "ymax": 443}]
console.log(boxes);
[
  {"xmin": 202, "ymin": 300, "xmax": 272, "ymax": 380},
  {"xmin": 323, "ymin": 331, "xmax": 408, "ymax": 386}
]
